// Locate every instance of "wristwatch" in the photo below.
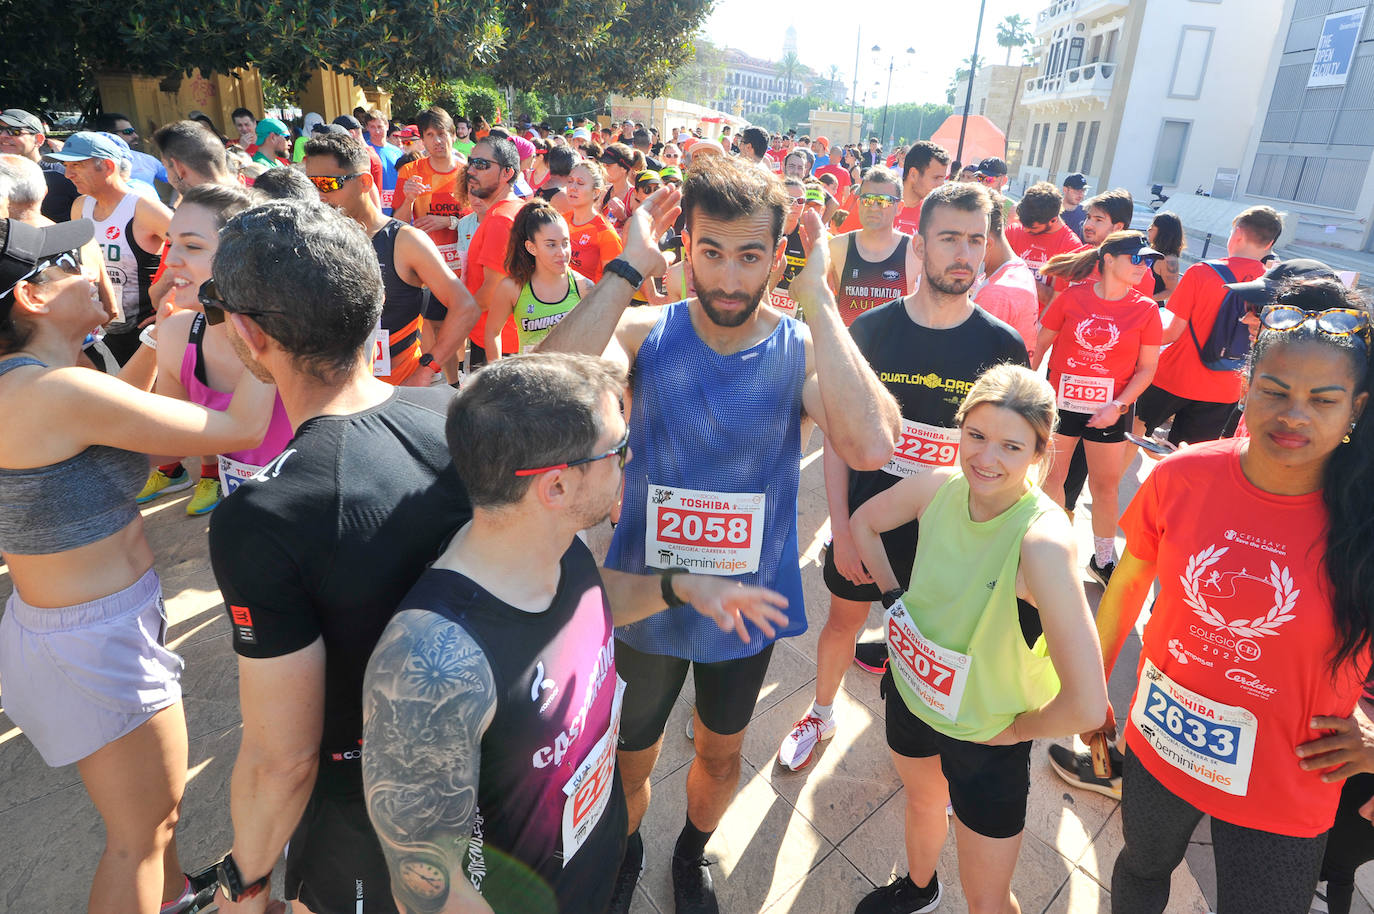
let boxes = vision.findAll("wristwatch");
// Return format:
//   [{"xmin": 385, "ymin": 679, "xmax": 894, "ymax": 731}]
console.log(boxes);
[
  {"xmin": 660, "ymin": 568, "xmax": 689, "ymax": 608},
  {"xmin": 418, "ymin": 352, "xmax": 443, "ymax": 373},
  {"xmin": 603, "ymin": 258, "xmax": 644, "ymax": 289},
  {"xmin": 880, "ymin": 588, "xmax": 904, "ymax": 609},
  {"xmin": 448, "ymin": 215, "xmax": 460, "ymax": 231},
  {"xmin": 1111, "ymin": 399, "xmax": 1129, "ymax": 415},
  {"xmin": 216, "ymin": 852, "xmax": 270, "ymax": 902}
]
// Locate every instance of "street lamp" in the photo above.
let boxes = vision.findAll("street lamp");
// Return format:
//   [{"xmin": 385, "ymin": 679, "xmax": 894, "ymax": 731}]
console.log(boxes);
[{"xmin": 872, "ymin": 45, "xmax": 915, "ymax": 150}]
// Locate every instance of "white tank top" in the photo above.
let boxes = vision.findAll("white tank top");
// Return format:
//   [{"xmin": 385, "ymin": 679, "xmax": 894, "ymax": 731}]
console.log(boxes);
[{"xmin": 81, "ymin": 193, "xmax": 142, "ymax": 320}]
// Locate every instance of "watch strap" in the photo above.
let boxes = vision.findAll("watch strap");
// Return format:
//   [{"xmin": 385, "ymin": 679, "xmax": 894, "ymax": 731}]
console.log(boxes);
[
  {"xmin": 217, "ymin": 852, "xmax": 270, "ymax": 902},
  {"xmin": 604, "ymin": 258, "xmax": 644, "ymax": 289},
  {"xmin": 880, "ymin": 588, "xmax": 904, "ymax": 609},
  {"xmin": 660, "ymin": 568, "xmax": 688, "ymax": 608}
]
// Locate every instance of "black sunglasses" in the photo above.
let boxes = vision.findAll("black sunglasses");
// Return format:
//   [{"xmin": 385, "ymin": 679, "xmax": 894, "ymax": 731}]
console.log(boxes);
[
  {"xmin": 198, "ymin": 278, "xmax": 284, "ymax": 325},
  {"xmin": 514, "ymin": 429, "xmax": 631, "ymax": 477},
  {"xmin": 467, "ymin": 156, "xmax": 497, "ymax": 171},
  {"xmin": 1, "ymin": 249, "xmax": 84, "ymax": 298}
]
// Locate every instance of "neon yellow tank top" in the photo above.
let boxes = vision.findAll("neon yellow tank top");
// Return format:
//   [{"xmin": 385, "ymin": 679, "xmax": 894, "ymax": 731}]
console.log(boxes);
[
  {"xmin": 886, "ymin": 473, "xmax": 1062, "ymax": 741},
  {"xmin": 515, "ymin": 271, "xmax": 582, "ymax": 353}
]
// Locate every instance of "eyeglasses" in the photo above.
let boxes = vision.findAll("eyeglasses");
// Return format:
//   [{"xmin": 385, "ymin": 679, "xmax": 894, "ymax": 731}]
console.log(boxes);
[
  {"xmin": 0, "ymin": 127, "xmax": 35, "ymax": 138},
  {"xmin": 514, "ymin": 429, "xmax": 631, "ymax": 477},
  {"xmin": 1261, "ymin": 305, "xmax": 1371, "ymax": 344},
  {"xmin": 859, "ymin": 193, "xmax": 898, "ymax": 208},
  {"xmin": 197, "ymin": 278, "xmax": 285, "ymax": 325},
  {"xmin": 306, "ymin": 173, "xmax": 363, "ymax": 193},
  {"xmin": 1, "ymin": 249, "xmax": 84, "ymax": 298},
  {"xmin": 1131, "ymin": 253, "xmax": 1160, "ymax": 268},
  {"xmin": 787, "ymin": 195, "xmax": 806, "ymax": 206},
  {"xmin": 117, "ymin": 127, "xmax": 138, "ymax": 136},
  {"xmin": 467, "ymin": 156, "xmax": 497, "ymax": 171}
]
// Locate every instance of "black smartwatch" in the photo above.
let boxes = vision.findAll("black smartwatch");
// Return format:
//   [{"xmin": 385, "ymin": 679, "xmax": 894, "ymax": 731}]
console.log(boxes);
[
  {"xmin": 880, "ymin": 588, "xmax": 904, "ymax": 609},
  {"xmin": 603, "ymin": 258, "xmax": 644, "ymax": 289},
  {"xmin": 216, "ymin": 852, "xmax": 270, "ymax": 902},
  {"xmin": 661, "ymin": 568, "xmax": 689, "ymax": 608},
  {"xmin": 418, "ymin": 352, "xmax": 442, "ymax": 373}
]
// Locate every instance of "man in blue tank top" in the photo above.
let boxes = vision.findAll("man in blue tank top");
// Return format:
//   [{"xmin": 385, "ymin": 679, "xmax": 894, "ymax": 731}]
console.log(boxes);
[{"xmin": 542, "ymin": 157, "xmax": 902, "ymax": 914}]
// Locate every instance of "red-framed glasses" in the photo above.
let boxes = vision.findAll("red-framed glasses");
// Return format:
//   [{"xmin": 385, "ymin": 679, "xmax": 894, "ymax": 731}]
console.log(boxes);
[{"xmin": 513, "ymin": 430, "xmax": 630, "ymax": 477}]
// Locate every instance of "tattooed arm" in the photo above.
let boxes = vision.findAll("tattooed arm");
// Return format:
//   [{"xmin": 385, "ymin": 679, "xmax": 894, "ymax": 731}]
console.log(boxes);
[{"xmin": 363, "ymin": 609, "xmax": 498, "ymax": 914}]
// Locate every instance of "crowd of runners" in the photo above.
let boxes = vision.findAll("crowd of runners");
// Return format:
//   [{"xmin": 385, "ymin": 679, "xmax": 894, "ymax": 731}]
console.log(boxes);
[{"xmin": 0, "ymin": 97, "xmax": 1372, "ymax": 914}]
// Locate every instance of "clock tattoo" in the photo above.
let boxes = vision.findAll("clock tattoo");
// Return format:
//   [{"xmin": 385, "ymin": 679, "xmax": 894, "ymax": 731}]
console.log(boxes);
[{"xmin": 398, "ymin": 856, "xmax": 449, "ymax": 905}]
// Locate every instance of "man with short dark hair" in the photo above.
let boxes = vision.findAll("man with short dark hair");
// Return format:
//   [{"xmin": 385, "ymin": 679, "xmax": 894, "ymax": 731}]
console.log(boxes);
[
  {"xmin": 862, "ymin": 136, "xmax": 883, "ymax": 168},
  {"xmin": 93, "ymin": 113, "xmax": 169, "ymax": 191},
  {"xmin": 364, "ymin": 109, "xmax": 403, "ymax": 215},
  {"xmin": 230, "ymin": 107, "xmax": 257, "ymax": 151},
  {"xmin": 1005, "ymin": 181, "xmax": 1086, "ymax": 305},
  {"xmin": 739, "ymin": 126, "xmax": 771, "ymax": 171},
  {"xmin": 1060, "ymin": 172, "xmax": 1089, "ymax": 239},
  {"xmin": 465, "ymin": 136, "xmax": 524, "ymax": 362},
  {"xmin": 452, "ymin": 115, "xmax": 476, "ymax": 157},
  {"xmin": 362, "ymin": 353, "xmax": 787, "ymax": 914},
  {"xmin": 154, "ymin": 120, "xmax": 235, "ymax": 192},
  {"xmin": 894, "ymin": 140, "xmax": 950, "ymax": 236},
  {"xmin": 0, "ymin": 108, "xmax": 78, "ymax": 222}
]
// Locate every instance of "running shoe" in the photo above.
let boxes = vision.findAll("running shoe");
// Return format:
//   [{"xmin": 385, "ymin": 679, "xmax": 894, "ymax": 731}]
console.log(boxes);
[
  {"xmin": 856, "ymin": 873, "xmax": 942, "ymax": 914},
  {"xmin": 671, "ymin": 852, "xmax": 720, "ymax": 914},
  {"xmin": 606, "ymin": 830, "xmax": 644, "ymax": 914},
  {"xmin": 1087, "ymin": 556, "xmax": 1116, "ymax": 587},
  {"xmin": 776, "ymin": 710, "xmax": 836, "ymax": 771},
  {"xmin": 186, "ymin": 478, "xmax": 222, "ymax": 516},
  {"xmin": 1047, "ymin": 741, "xmax": 1124, "ymax": 800},
  {"xmin": 854, "ymin": 640, "xmax": 888, "ymax": 674},
  {"xmin": 137, "ymin": 466, "xmax": 192, "ymax": 504}
]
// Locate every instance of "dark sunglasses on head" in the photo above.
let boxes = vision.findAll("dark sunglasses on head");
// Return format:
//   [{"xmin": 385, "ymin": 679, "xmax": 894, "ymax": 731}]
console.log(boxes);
[
  {"xmin": 198, "ymin": 278, "xmax": 283, "ymax": 326},
  {"xmin": 1, "ymin": 249, "xmax": 84, "ymax": 298},
  {"xmin": 1261, "ymin": 304, "xmax": 1371, "ymax": 344},
  {"xmin": 514, "ymin": 429, "xmax": 631, "ymax": 477},
  {"xmin": 307, "ymin": 173, "xmax": 363, "ymax": 193}
]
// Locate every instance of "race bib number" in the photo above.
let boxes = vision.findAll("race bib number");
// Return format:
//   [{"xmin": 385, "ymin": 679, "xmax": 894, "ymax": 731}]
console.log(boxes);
[
  {"xmin": 380, "ymin": 189, "xmax": 394, "ymax": 210},
  {"xmin": 437, "ymin": 242, "xmax": 461, "ymax": 275},
  {"xmin": 218, "ymin": 455, "xmax": 264, "ymax": 497},
  {"xmin": 883, "ymin": 420, "xmax": 960, "ymax": 478},
  {"xmin": 561, "ymin": 677, "xmax": 625, "ymax": 860},
  {"xmin": 646, "ymin": 484, "xmax": 765, "ymax": 576},
  {"xmin": 885, "ymin": 599, "xmax": 972, "ymax": 722},
  {"xmin": 1057, "ymin": 373, "xmax": 1113, "ymax": 414},
  {"xmin": 768, "ymin": 288, "xmax": 797, "ymax": 318},
  {"xmin": 371, "ymin": 325, "xmax": 391, "ymax": 377},
  {"xmin": 1129, "ymin": 660, "xmax": 1258, "ymax": 796}
]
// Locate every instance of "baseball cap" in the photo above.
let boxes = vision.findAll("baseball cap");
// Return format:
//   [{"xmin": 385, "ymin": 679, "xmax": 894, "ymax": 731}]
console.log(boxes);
[
  {"xmin": 323, "ymin": 124, "xmax": 350, "ymax": 136},
  {"xmin": 805, "ymin": 185, "xmax": 825, "ymax": 204},
  {"xmin": 1, "ymin": 217, "xmax": 95, "ymax": 302},
  {"xmin": 332, "ymin": 114, "xmax": 362, "ymax": 131},
  {"xmin": 397, "ymin": 125, "xmax": 420, "ymax": 139},
  {"xmin": 42, "ymin": 131, "xmax": 125, "ymax": 163},
  {"xmin": 635, "ymin": 170, "xmax": 662, "ymax": 188},
  {"xmin": 512, "ymin": 135, "xmax": 536, "ymax": 161},
  {"xmin": 1063, "ymin": 173, "xmax": 1089, "ymax": 191},
  {"xmin": 0, "ymin": 109, "xmax": 44, "ymax": 134},
  {"xmin": 1100, "ymin": 232, "xmax": 1162, "ymax": 259},
  {"xmin": 255, "ymin": 118, "xmax": 289, "ymax": 142},
  {"xmin": 571, "ymin": 127, "xmax": 592, "ymax": 141},
  {"xmin": 659, "ymin": 166, "xmax": 683, "ymax": 183},
  {"xmin": 1224, "ymin": 258, "xmax": 1338, "ymax": 308},
  {"xmin": 974, "ymin": 156, "xmax": 1008, "ymax": 177},
  {"xmin": 97, "ymin": 133, "xmax": 134, "ymax": 162}
]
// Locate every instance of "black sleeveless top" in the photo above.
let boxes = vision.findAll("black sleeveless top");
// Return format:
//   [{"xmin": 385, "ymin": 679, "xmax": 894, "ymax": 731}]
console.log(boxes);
[
  {"xmin": 370, "ymin": 219, "xmax": 426, "ymax": 378},
  {"xmin": 837, "ymin": 233, "xmax": 909, "ymax": 327}
]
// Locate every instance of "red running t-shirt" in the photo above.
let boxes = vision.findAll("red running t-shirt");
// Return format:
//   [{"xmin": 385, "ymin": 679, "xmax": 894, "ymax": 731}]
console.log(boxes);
[
  {"xmin": 567, "ymin": 212, "xmax": 622, "ymax": 284},
  {"xmin": 1120, "ymin": 438, "xmax": 1365, "ymax": 837},
  {"xmin": 1152, "ymin": 257, "xmax": 1267, "ymax": 405},
  {"xmin": 465, "ymin": 198, "xmax": 525, "ymax": 352},
  {"xmin": 1004, "ymin": 222, "xmax": 1086, "ymax": 279},
  {"xmin": 892, "ymin": 202, "xmax": 921, "ymax": 237},
  {"xmin": 1040, "ymin": 283, "xmax": 1162, "ymax": 405}
]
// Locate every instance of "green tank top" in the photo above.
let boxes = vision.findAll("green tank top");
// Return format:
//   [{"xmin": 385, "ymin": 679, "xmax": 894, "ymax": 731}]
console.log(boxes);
[
  {"xmin": 886, "ymin": 473, "xmax": 1062, "ymax": 741},
  {"xmin": 515, "ymin": 271, "xmax": 582, "ymax": 353}
]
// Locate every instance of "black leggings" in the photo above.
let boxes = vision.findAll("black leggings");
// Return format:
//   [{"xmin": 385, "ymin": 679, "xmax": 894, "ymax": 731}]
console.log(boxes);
[
  {"xmin": 1321, "ymin": 773, "xmax": 1374, "ymax": 914},
  {"xmin": 1111, "ymin": 749, "xmax": 1328, "ymax": 914}
]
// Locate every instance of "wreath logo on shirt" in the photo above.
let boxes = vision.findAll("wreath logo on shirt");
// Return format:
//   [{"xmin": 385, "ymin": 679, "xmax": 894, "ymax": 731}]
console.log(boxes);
[
  {"xmin": 1181, "ymin": 546, "xmax": 1299, "ymax": 639},
  {"xmin": 1070, "ymin": 318, "xmax": 1120, "ymax": 365}
]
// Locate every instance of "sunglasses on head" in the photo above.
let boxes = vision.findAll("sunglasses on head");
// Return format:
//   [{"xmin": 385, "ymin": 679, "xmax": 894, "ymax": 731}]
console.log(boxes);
[
  {"xmin": 514, "ymin": 429, "xmax": 631, "ymax": 477},
  {"xmin": 197, "ymin": 278, "xmax": 283, "ymax": 326},
  {"xmin": 306, "ymin": 173, "xmax": 363, "ymax": 193},
  {"xmin": 1261, "ymin": 304, "xmax": 1371, "ymax": 345},
  {"xmin": 860, "ymin": 193, "xmax": 898, "ymax": 208},
  {"xmin": 2, "ymin": 249, "xmax": 85, "ymax": 298}
]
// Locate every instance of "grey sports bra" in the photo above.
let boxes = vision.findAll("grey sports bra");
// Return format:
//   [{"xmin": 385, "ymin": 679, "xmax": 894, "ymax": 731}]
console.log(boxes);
[{"xmin": 0, "ymin": 357, "xmax": 149, "ymax": 555}]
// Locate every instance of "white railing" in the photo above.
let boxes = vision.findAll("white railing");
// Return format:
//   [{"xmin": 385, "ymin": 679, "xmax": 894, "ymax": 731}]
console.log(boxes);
[
  {"xmin": 1021, "ymin": 61, "xmax": 1116, "ymax": 103},
  {"xmin": 1036, "ymin": 0, "xmax": 1129, "ymax": 34}
]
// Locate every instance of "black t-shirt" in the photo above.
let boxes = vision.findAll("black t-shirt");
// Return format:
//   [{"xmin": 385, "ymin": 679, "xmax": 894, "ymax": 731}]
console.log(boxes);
[
  {"xmin": 399, "ymin": 537, "xmax": 626, "ymax": 914},
  {"xmin": 209, "ymin": 387, "xmax": 471, "ymax": 793},
  {"xmin": 846, "ymin": 299, "xmax": 1029, "ymax": 512},
  {"xmin": 40, "ymin": 163, "xmax": 78, "ymax": 223}
]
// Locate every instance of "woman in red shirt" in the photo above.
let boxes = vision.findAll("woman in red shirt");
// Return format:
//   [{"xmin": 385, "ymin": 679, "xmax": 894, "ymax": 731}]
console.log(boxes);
[
  {"xmin": 1034, "ymin": 232, "xmax": 1163, "ymax": 582},
  {"xmin": 1091, "ymin": 279, "xmax": 1372, "ymax": 913}
]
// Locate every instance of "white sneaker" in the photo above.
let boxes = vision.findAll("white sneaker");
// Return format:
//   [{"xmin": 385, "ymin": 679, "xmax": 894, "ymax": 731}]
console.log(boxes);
[{"xmin": 776, "ymin": 710, "xmax": 837, "ymax": 770}]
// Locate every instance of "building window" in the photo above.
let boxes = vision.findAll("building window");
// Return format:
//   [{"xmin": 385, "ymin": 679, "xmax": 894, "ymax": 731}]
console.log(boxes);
[
  {"xmin": 1105, "ymin": 29, "xmax": 1119, "ymax": 62},
  {"xmin": 1089, "ymin": 34, "xmax": 1103, "ymax": 62},
  {"xmin": 979, "ymin": 98, "xmax": 987, "ymax": 115},
  {"xmin": 1150, "ymin": 119, "xmax": 1192, "ymax": 185},
  {"xmin": 1169, "ymin": 27, "xmax": 1214, "ymax": 99},
  {"xmin": 1068, "ymin": 121, "xmax": 1086, "ymax": 172},
  {"xmin": 1068, "ymin": 37, "xmax": 1085, "ymax": 70},
  {"xmin": 1082, "ymin": 121, "xmax": 1101, "ymax": 174}
]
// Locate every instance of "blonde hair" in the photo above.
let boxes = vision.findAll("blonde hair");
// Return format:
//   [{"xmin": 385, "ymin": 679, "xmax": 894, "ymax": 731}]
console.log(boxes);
[{"xmin": 955, "ymin": 364, "xmax": 1058, "ymax": 479}]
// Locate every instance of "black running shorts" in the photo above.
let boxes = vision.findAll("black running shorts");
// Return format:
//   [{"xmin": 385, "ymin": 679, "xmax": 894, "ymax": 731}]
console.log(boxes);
[
  {"xmin": 285, "ymin": 786, "xmax": 399, "ymax": 914},
  {"xmin": 1134, "ymin": 384, "xmax": 1237, "ymax": 444},
  {"xmin": 822, "ymin": 516, "xmax": 919, "ymax": 603}
]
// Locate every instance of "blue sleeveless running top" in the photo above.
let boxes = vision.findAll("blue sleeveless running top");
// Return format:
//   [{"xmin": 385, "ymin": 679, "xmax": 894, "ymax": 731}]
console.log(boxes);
[{"xmin": 607, "ymin": 300, "xmax": 808, "ymax": 662}]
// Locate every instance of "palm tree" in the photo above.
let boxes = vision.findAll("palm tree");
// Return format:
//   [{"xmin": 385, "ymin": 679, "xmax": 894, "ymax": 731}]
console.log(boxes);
[
  {"xmin": 996, "ymin": 14, "xmax": 1032, "ymax": 66},
  {"xmin": 827, "ymin": 63, "xmax": 843, "ymax": 104},
  {"xmin": 776, "ymin": 51, "xmax": 802, "ymax": 100}
]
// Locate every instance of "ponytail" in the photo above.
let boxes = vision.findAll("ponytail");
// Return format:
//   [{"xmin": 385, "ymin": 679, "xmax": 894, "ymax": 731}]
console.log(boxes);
[
  {"xmin": 1041, "ymin": 246, "xmax": 1102, "ymax": 283},
  {"xmin": 505, "ymin": 199, "xmax": 565, "ymax": 288}
]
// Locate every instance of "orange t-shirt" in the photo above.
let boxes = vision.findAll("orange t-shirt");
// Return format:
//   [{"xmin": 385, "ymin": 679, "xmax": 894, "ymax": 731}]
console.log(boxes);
[
  {"xmin": 567, "ymin": 212, "xmax": 622, "ymax": 284},
  {"xmin": 395, "ymin": 158, "xmax": 465, "ymax": 274},
  {"xmin": 1120, "ymin": 438, "xmax": 1365, "ymax": 837},
  {"xmin": 1040, "ymin": 283, "xmax": 1162, "ymax": 402},
  {"xmin": 1152, "ymin": 257, "xmax": 1267, "ymax": 405},
  {"xmin": 464, "ymin": 197, "xmax": 525, "ymax": 352}
]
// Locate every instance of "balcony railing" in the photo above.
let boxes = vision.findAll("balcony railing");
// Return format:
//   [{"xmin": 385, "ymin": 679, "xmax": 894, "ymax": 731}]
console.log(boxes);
[
  {"xmin": 1022, "ymin": 61, "xmax": 1116, "ymax": 104},
  {"xmin": 1035, "ymin": 0, "xmax": 1129, "ymax": 35}
]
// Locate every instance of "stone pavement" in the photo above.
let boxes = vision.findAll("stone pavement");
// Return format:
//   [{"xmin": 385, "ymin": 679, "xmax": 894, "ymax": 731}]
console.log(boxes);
[{"xmin": 2, "ymin": 435, "xmax": 1371, "ymax": 913}]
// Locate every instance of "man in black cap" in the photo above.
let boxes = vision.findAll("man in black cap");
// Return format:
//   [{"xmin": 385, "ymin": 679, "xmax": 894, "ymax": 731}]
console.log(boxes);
[
  {"xmin": 973, "ymin": 156, "xmax": 1008, "ymax": 192},
  {"xmin": 1061, "ymin": 172, "xmax": 1089, "ymax": 240},
  {"xmin": 0, "ymin": 109, "xmax": 78, "ymax": 223}
]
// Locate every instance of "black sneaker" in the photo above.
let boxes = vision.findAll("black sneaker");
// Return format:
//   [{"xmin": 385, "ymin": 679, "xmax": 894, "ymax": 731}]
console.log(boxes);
[
  {"xmin": 856, "ymin": 873, "xmax": 942, "ymax": 914},
  {"xmin": 671, "ymin": 852, "xmax": 720, "ymax": 914},
  {"xmin": 1047, "ymin": 741, "xmax": 1123, "ymax": 800},
  {"xmin": 1087, "ymin": 556, "xmax": 1116, "ymax": 587},
  {"xmin": 854, "ymin": 640, "xmax": 888, "ymax": 674},
  {"xmin": 607, "ymin": 830, "xmax": 644, "ymax": 914}
]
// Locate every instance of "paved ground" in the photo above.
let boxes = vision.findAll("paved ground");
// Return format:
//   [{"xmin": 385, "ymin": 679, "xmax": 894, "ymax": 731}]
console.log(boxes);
[{"xmin": 2, "ymin": 434, "xmax": 1370, "ymax": 913}]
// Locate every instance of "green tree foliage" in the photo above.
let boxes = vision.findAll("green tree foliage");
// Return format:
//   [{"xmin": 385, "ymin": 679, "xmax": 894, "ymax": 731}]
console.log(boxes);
[
  {"xmin": 996, "ymin": 14, "xmax": 1032, "ymax": 66},
  {"xmin": 881, "ymin": 102, "xmax": 954, "ymax": 144},
  {"xmin": 764, "ymin": 94, "xmax": 827, "ymax": 133},
  {"xmin": 390, "ymin": 77, "xmax": 503, "ymax": 124},
  {"xmin": 666, "ymin": 36, "xmax": 726, "ymax": 107}
]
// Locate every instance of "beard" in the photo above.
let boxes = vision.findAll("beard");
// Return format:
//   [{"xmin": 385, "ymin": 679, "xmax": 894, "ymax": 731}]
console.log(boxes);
[
  {"xmin": 227, "ymin": 326, "xmax": 277, "ymax": 383},
  {"xmin": 925, "ymin": 267, "xmax": 977, "ymax": 297},
  {"xmin": 696, "ymin": 278, "xmax": 769, "ymax": 328}
]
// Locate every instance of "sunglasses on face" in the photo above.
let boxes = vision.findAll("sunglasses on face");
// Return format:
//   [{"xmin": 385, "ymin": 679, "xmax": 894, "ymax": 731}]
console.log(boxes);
[
  {"xmin": 514, "ymin": 429, "xmax": 631, "ymax": 477},
  {"xmin": 306, "ymin": 173, "xmax": 363, "ymax": 193},
  {"xmin": 2, "ymin": 249, "xmax": 84, "ymax": 298},
  {"xmin": 467, "ymin": 156, "xmax": 497, "ymax": 171},
  {"xmin": 197, "ymin": 278, "xmax": 283, "ymax": 325},
  {"xmin": 1130, "ymin": 253, "xmax": 1159, "ymax": 268},
  {"xmin": 1261, "ymin": 305, "xmax": 1371, "ymax": 344},
  {"xmin": 0, "ymin": 127, "xmax": 35, "ymax": 138},
  {"xmin": 117, "ymin": 126, "xmax": 138, "ymax": 136},
  {"xmin": 975, "ymin": 173, "xmax": 1000, "ymax": 185},
  {"xmin": 860, "ymin": 193, "xmax": 898, "ymax": 208}
]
